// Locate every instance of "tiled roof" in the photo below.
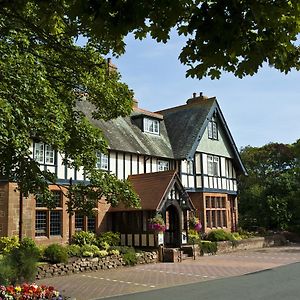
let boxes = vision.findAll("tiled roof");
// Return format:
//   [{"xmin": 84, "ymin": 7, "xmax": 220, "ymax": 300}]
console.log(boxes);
[
  {"xmin": 77, "ymin": 101, "xmax": 173, "ymax": 158},
  {"xmin": 157, "ymin": 97, "xmax": 216, "ymax": 159},
  {"xmin": 109, "ymin": 170, "xmax": 177, "ymax": 211}
]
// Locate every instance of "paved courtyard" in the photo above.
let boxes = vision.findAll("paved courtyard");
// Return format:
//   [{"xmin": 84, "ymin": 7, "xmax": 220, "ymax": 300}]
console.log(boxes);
[{"xmin": 38, "ymin": 245, "xmax": 300, "ymax": 300}]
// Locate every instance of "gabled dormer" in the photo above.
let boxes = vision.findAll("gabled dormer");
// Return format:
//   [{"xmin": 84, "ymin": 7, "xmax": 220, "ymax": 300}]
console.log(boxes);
[{"xmin": 131, "ymin": 102, "xmax": 163, "ymax": 136}]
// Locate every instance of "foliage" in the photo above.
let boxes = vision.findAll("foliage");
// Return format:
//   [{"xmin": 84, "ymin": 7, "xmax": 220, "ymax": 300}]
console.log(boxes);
[
  {"xmin": 199, "ymin": 241, "xmax": 218, "ymax": 256},
  {"xmin": 2, "ymin": 1, "xmax": 299, "ymax": 213},
  {"xmin": 66, "ymin": 244, "xmax": 81, "ymax": 258},
  {"xmin": 189, "ymin": 215, "xmax": 202, "ymax": 232},
  {"xmin": 71, "ymin": 231, "xmax": 96, "ymax": 246},
  {"xmin": 1, "ymin": 1, "xmax": 299, "ymax": 82},
  {"xmin": 97, "ymin": 232, "xmax": 120, "ymax": 248},
  {"xmin": 188, "ymin": 229, "xmax": 200, "ymax": 244},
  {"xmin": 239, "ymin": 142, "xmax": 300, "ymax": 230},
  {"xmin": 43, "ymin": 244, "xmax": 68, "ymax": 264},
  {"xmin": 0, "ymin": 283, "xmax": 62, "ymax": 299},
  {"xmin": 148, "ymin": 213, "xmax": 166, "ymax": 232},
  {"xmin": 0, "ymin": 236, "xmax": 20, "ymax": 255},
  {"xmin": 2, "ymin": 238, "xmax": 40, "ymax": 284},
  {"xmin": 0, "ymin": 1, "xmax": 141, "ymax": 214},
  {"xmin": 0, "ymin": 259, "xmax": 16, "ymax": 286},
  {"xmin": 108, "ymin": 249, "xmax": 120, "ymax": 256},
  {"xmin": 205, "ymin": 229, "xmax": 234, "ymax": 242},
  {"xmin": 121, "ymin": 247, "xmax": 137, "ymax": 266},
  {"xmin": 80, "ymin": 244, "xmax": 101, "ymax": 257}
]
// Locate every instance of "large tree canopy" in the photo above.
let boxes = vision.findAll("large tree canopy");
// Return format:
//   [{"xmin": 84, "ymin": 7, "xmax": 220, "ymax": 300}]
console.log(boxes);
[
  {"xmin": 0, "ymin": 0, "xmax": 140, "ymax": 212},
  {"xmin": 1, "ymin": 0, "xmax": 300, "ymax": 212},
  {"xmin": 239, "ymin": 141, "xmax": 300, "ymax": 230},
  {"xmin": 2, "ymin": 0, "xmax": 300, "ymax": 79}
]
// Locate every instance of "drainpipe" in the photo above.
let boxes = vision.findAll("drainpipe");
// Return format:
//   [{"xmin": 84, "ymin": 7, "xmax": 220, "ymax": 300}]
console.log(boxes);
[{"xmin": 18, "ymin": 189, "xmax": 23, "ymax": 241}]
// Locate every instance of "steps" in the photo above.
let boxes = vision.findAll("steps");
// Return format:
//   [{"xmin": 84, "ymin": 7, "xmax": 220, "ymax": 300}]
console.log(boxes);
[{"xmin": 163, "ymin": 246, "xmax": 195, "ymax": 262}]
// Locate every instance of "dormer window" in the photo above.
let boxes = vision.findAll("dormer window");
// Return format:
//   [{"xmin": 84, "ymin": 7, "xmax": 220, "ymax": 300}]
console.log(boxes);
[
  {"xmin": 208, "ymin": 121, "xmax": 218, "ymax": 140},
  {"xmin": 144, "ymin": 118, "xmax": 159, "ymax": 135},
  {"xmin": 96, "ymin": 152, "xmax": 108, "ymax": 170}
]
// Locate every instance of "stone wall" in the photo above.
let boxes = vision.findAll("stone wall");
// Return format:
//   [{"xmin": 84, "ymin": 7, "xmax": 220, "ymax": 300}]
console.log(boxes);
[
  {"xmin": 216, "ymin": 234, "xmax": 287, "ymax": 254},
  {"xmin": 36, "ymin": 251, "xmax": 158, "ymax": 279}
]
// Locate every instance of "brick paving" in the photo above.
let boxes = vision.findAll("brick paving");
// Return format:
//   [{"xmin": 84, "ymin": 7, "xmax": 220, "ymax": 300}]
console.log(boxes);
[{"xmin": 37, "ymin": 245, "xmax": 300, "ymax": 300}]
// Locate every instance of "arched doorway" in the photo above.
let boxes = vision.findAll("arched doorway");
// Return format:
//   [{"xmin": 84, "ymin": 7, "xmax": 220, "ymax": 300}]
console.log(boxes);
[{"xmin": 165, "ymin": 205, "xmax": 181, "ymax": 247}]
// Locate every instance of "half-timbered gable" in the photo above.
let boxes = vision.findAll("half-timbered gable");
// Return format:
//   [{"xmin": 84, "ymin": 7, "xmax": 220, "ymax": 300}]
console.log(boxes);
[
  {"xmin": 159, "ymin": 93, "xmax": 246, "ymax": 232},
  {"xmin": 0, "ymin": 91, "xmax": 246, "ymax": 246}
]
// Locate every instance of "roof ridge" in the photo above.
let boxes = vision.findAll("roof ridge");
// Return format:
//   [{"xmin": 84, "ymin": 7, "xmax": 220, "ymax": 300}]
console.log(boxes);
[
  {"xmin": 157, "ymin": 97, "xmax": 216, "ymax": 114},
  {"xmin": 128, "ymin": 169, "xmax": 176, "ymax": 179}
]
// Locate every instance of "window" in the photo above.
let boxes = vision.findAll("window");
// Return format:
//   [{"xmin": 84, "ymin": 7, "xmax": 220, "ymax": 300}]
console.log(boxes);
[
  {"xmin": 205, "ymin": 196, "xmax": 227, "ymax": 229},
  {"xmin": 34, "ymin": 142, "xmax": 55, "ymax": 165},
  {"xmin": 87, "ymin": 216, "xmax": 96, "ymax": 233},
  {"xmin": 75, "ymin": 213, "xmax": 96, "ymax": 232},
  {"xmin": 50, "ymin": 211, "xmax": 62, "ymax": 236},
  {"xmin": 96, "ymin": 152, "xmax": 108, "ymax": 170},
  {"xmin": 207, "ymin": 155, "xmax": 219, "ymax": 176},
  {"xmin": 35, "ymin": 191, "xmax": 62, "ymax": 237},
  {"xmin": 144, "ymin": 118, "xmax": 159, "ymax": 134},
  {"xmin": 187, "ymin": 161, "xmax": 193, "ymax": 174},
  {"xmin": 35, "ymin": 211, "xmax": 47, "ymax": 236},
  {"xmin": 158, "ymin": 160, "xmax": 169, "ymax": 171},
  {"xmin": 75, "ymin": 214, "xmax": 84, "ymax": 232},
  {"xmin": 208, "ymin": 121, "xmax": 218, "ymax": 140}
]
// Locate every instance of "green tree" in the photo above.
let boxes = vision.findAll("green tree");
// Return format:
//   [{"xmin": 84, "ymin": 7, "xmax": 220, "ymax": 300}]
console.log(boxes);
[
  {"xmin": 1, "ymin": 0, "xmax": 299, "ymax": 80},
  {"xmin": 0, "ymin": 1, "xmax": 140, "ymax": 213},
  {"xmin": 1, "ymin": 1, "xmax": 300, "ymax": 212},
  {"xmin": 239, "ymin": 142, "xmax": 299, "ymax": 230}
]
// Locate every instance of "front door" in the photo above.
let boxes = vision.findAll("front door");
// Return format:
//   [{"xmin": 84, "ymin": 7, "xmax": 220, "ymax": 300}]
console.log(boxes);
[{"xmin": 165, "ymin": 205, "xmax": 180, "ymax": 247}]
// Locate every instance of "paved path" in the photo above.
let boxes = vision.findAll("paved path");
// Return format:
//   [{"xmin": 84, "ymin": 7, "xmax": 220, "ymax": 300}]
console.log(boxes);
[
  {"xmin": 102, "ymin": 262, "xmax": 300, "ymax": 300},
  {"xmin": 37, "ymin": 245, "xmax": 300, "ymax": 300}
]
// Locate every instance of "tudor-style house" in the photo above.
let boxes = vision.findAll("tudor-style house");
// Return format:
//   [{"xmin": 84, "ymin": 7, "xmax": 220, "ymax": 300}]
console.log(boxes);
[{"xmin": 0, "ymin": 92, "xmax": 246, "ymax": 247}]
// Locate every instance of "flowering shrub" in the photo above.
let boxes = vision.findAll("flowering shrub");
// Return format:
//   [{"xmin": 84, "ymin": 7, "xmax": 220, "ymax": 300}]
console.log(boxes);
[
  {"xmin": 148, "ymin": 213, "xmax": 166, "ymax": 232},
  {"xmin": 0, "ymin": 283, "xmax": 62, "ymax": 299},
  {"xmin": 189, "ymin": 216, "xmax": 202, "ymax": 232}
]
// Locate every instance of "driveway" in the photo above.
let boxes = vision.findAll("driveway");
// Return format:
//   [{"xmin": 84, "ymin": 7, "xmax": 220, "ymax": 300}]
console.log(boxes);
[{"xmin": 37, "ymin": 245, "xmax": 300, "ymax": 300}]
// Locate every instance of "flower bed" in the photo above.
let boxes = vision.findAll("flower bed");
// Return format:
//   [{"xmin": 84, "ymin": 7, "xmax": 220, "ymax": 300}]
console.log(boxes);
[{"xmin": 0, "ymin": 283, "xmax": 62, "ymax": 299}]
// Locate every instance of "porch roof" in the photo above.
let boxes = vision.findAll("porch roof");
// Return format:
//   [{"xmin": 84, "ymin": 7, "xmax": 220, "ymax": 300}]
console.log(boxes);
[{"xmin": 109, "ymin": 170, "xmax": 194, "ymax": 212}]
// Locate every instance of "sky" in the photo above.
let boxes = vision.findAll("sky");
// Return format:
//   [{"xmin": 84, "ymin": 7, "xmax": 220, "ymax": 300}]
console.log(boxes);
[{"xmin": 114, "ymin": 33, "xmax": 300, "ymax": 149}]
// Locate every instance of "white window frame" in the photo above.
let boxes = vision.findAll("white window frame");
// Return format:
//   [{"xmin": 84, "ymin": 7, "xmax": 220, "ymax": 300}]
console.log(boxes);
[
  {"xmin": 187, "ymin": 161, "xmax": 194, "ymax": 174},
  {"xmin": 208, "ymin": 121, "xmax": 218, "ymax": 140},
  {"xmin": 143, "ymin": 118, "xmax": 159, "ymax": 135},
  {"xmin": 96, "ymin": 152, "xmax": 109, "ymax": 170},
  {"xmin": 157, "ymin": 160, "xmax": 169, "ymax": 171},
  {"xmin": 34, "ymin": 142, "xmax": 55, "ymax": 165},
  {"xmin": 207, "ymin": 155, "xmax": 219, "ymax": 176}
]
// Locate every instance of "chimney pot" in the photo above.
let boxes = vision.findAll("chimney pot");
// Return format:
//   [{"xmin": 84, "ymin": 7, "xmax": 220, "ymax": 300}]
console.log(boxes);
[
  {"xmin": 193, "ymin": 92, "xmax": 197, "ymax": 98},
  {"xmin": 200, "ymin": 92, "xmax": 203, "ymax": 97}
]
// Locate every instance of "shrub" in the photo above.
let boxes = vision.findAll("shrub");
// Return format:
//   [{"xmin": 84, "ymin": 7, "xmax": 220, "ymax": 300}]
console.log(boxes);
[
  {"xmin": 44, "ymin": 244, "xmax": 68, "ymax": 264},
  {"xmin": 205, "ymin": 229, "xmax": 234, "ymax": 242},
  {"xmin": 109, "ymin": 246, "xmax": 131, "ymax": 254},
  {"xmin": 188, "ymin": 229, "xmax": 201, "ymax": 244},
  {"xmin": 97, "ymin": 232, "xmax": 120, "ymax": 248},
  {"xmin": 0, "ymin": 236, "xmax": 20, "ymax": 255},
  {"xmin": 237, "ymin": 228, "xmax": 255, "ymax": 239},
  {"xmin": 72, "ymin": 231, "xmax": 96, "ymax": 246},
  {"xmin": 199, "ymin": 241, "xmax": 217, "ymax": 255},
  {"xmin": 98, "ymin": 250, "xmax": 109, "ymax": 258},
  {"xmin": 108, "ymin": 249, "xmax": 120, "ymax": 256},
  {"xmin": 231, "ymin": 232, "xmax": 242, "ymax": 240},
  {"xmin": 0, "ymin": 258, "xmax": 16, "ymax": 285},
  {"xmin": 81, "ymin": 244, "xmax": 101, "ymax": 257},
  {"xmin": 5, "ymin": 238, "xmax": 40, "ymax": 284},
  {"xmin": 121, "ymin": 247, "xmax": 137, "ymax": 266},
  {"xmin": 66, "ymin": 244, "xmax": 81, "ymax": 257}
]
